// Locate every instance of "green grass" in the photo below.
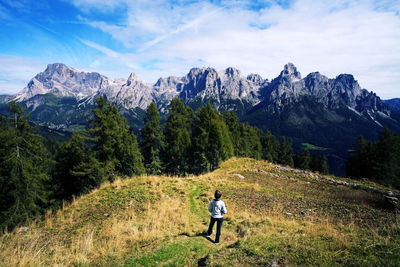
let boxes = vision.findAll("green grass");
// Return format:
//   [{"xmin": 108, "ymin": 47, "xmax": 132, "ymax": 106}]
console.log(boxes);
[
  {"xmin": 301, "ymin": 142, "xmax": 329, "ymax": 151},
  {"xmin": 1, "ymin": 158, "xmax": 399, "ymax": 266},
  {"xmin": 124, "ymin": 237, "xmax": 214, "ymax": 266}
]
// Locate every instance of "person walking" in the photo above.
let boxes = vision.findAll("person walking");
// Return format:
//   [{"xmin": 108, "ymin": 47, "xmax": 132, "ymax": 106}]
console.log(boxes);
[{"xmin": 206, "ymin": 190, "xmax": 227, "ymax": 244}]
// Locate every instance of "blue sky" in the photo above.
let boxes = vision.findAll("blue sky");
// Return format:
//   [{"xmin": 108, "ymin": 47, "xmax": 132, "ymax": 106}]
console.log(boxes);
[{"xmin": 0, "ymin": 0, "xmax": 399, "ymax": 99}]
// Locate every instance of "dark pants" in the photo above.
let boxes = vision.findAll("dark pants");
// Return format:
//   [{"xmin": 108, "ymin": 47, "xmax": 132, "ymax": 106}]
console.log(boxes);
[{"xmin": 207, "ymin": 217, "xmax": 223, "ymax": 243}]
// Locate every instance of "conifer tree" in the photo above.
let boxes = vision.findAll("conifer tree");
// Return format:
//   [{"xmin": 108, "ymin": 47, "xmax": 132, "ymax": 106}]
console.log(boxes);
[
  {"xmin": 238, "ymin": 123, "xmax": 262, "ymax": 159},
  {"xmin": 89, "ymin": 96, "xmax": 144, "ymax": 178},
  {"xmin": 163, "ymin": 98, "xmax": 193, "ymax": 175},
  {"xmin": 347, "ymin": 136, "xmax": 374, "ymax": 178},
  {"xmin": 0, "ymin": 101, "xmax": 50, "ymax": 230},
  {"xmin": 191, "ymin": 103, "xmax": 233, "ymax": 174},
  {"xmin": 310, "ymin": 153, "xmax": 329, "ymax": 174},
  {"xmin": 261, "ymin": 130, "xmax": 279, "ymax": 163},
  {"xmin": 319, "ymin": 155, "xmax": 329, "ymax": 174},
  {"xmin": 222, "ymin": 111, "xmax": 241, "ymax": 156},
  {"xmin": 277, "ymin": 137, "xmax": 294, "ymax": 167},
  {"xmin": 294, "ymin": 148, "xmax": 311, "ymax": 170},
  {"xmin": 347, "ymin": 129, "xmax": 400, "ymax": 187},
  {"xmin": 140, "ymin": 102, "xmax": 163, "ymax": 174},
  {"xmin": 53, "ymin": 134, "xmax": 103, "ymax": 200}
]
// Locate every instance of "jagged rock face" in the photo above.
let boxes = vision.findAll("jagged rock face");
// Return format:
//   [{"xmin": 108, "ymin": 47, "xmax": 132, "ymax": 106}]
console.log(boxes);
[
  {"xmin": 219, "ymin": 67, "xmax": 260, "ymax": 102},
  {"xmin": 153, "ymin": 76, "xmax": 183, "ymax": 103},
  {"xmin": 180, "ymin": 67, "xmax": 220, "ymax": 100},
  {"xmin": 383, "ymin": 98, "xmax": 400, "ymax": 113},
  {"xmin": 11, "ymin": 62, "xmax": 391, "ymax": 119},
  {"xmin": 328, "ymin": 74, "xmax": 362, "ymax": 109},
  {"xmin": 265, "ymin": 63, "xmax": 306, "ymax": 107},
  {"xmin": 179, "ymin": 67, "xmax": 261, "ymax": 105},
  {"xmin": 110, "ymin": 73, "xmax": 153, "ymax": 110},
  {"xmin": 261, "ymin": 63, "xmax": 388, "ymax": 116},
  {"xmin": 247, "ymin": 73, "xmax": 265, "ymax": 85},
  {"xmin": 15, "ymin": 63, "xmax": 107, "ymax": 101}
]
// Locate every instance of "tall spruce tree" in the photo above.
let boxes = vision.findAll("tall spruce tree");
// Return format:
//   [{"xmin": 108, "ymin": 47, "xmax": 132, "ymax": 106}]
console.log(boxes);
[
  {"xmin": 140, "ymin": 102, "xmax": 163, "ymax": 174},
  {"xmin": 238, "ymin": 123, "xmax": 263, "ymax": 159},
  {"xmin": 310, "ymin": 153, "xmax": 329, "ymax": 174},
  {"xmin": 89, "ymin": 96, "xmax": 144, "ymax": 178},
  {"xmin": 277, "ymin": 137, "xmax": 294, "ymax": 167},
  {"xmin": 222, "ymin": 111, "xmax": 241, "ymax": 156},
  {"xmin": 191, "ymin": 103, "xmax": 233, "ymax": 174},
  {"xmin": 261, "ymin": 130, "xmax": 279, "ymax": 163},
  {"xmin": 53, "ymin": 134, "xmax": 103, "ymax": 200},
  {"xmin": 0, "ymin": 101, "xmax": 50, "ymax": 230},
  {"xmin": 294, "ymin": 148, "xmax": 311, "ymax": 170},
  {"xmin": 163, "ymin": 98, "xmax": 193, "ymax": 175},
  {"xmin": 347, "ymin": 129, "xmax": 400, "ymax": 187}
]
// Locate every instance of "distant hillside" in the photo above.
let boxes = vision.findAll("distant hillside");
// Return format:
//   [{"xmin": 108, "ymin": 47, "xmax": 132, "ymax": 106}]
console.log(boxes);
[
  {"xmin": 384, "ymin": 98, "xmax": 400, "ymax": 113},
  {"xmin": 1, "ymin": 158, "xmax": 398, "ymax": 266},
  {"xmin": 2, "ymin": 62, "xmax": 400, "ymax": 176}
]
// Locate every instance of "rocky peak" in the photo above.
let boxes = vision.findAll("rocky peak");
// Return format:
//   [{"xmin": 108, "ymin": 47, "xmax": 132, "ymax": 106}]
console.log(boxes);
[
  {"xmin": 247, "ymin": 74, "xmax": 264, "ymax": 85},
  {"xmin": 280, "ymin": 63, "xmax": 301, "ymax": 80},
  {"xmin": 224, "ymin": 67, "xmax": 241, "ymax": 77},
  {"xmin": 14, "ymin": 63, "xmax": 105, "ymax": 101},
  {"xmin": 126, "ymin": 73, "xmax": 141, "ymax": 86},
  {"xmin": 112, "ymin": 73, "xmax": 152, "ymax": 110},
  {"xmin": 303, "ymin": 72, "xmax": 330, "ymax": 97}
]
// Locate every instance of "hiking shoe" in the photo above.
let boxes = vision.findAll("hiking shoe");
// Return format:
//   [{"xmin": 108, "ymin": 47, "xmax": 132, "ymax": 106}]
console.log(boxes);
[
  {"xmin": 206, "ymin": 235, "xmax": 211, "ymax": 238},
  {"xmin": 215, "ymin": 242, "xmax": 219, "ymax": 245}
]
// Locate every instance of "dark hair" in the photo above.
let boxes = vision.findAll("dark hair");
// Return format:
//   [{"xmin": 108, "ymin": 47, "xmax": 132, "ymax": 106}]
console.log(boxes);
[{"xmin": 214, "ymin": 190, "xmax": 222, "ymax": 200}]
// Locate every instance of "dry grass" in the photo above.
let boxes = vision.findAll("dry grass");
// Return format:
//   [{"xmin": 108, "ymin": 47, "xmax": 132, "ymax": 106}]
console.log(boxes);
[{"xmin": 0, "ymin": 157, "xmax": 399, "ymax": 266}]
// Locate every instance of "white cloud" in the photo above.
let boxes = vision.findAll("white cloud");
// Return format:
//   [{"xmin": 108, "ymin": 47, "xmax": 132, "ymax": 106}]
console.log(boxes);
[
  {"xmin": 4, "ymin": 0, "xmax": 400, "ymax": 99},
  {"xmin": 70, "ymin": 0, "xmax": 400, "ymax": 99},
  {"xmin": 0, "ymin": 55, "xmax": 48, "ymax": 95},
  {"xmin": 79, "ymin": 39, "xmax": 120, "ymax": 57}
]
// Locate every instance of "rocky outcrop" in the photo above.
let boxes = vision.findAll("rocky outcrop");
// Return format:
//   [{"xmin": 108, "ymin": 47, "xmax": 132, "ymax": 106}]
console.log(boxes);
[
  {"xmin": 11, "ymin": 62, "xmax": 392, "ymax": 121},
  {"xmin": 108, "ymin": 73, "xmax": 153, "ymax": 110},
  {"xmin": 15, "ymin": 63, "xmax": 107, "ymax": 101},
  {"xmin": 259, "ymin": 63, "xmax": 390, "ymax": 119},
  {"xmin": 384, "ymin": 98, "xmax": 400, "ymax": 113}
]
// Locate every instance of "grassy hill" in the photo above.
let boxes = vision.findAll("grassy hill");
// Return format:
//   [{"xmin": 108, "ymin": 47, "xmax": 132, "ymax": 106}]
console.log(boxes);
[{"xmin": 1, "ymin": 158, "xmax": 399, "ymax": 266}]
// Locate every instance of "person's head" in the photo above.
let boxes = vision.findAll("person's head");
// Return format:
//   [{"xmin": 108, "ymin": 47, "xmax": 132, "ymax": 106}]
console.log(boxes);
[{"xmin": 214, "ymin": 190, "xmax": 222, "ymax": 200}]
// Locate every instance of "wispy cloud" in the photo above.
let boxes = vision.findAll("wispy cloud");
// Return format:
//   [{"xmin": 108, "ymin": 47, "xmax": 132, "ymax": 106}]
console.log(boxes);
[
  {"xmin": 0, "ymin": 55, "xmax": 47, "ymax": 95},
  {"xmin": 79, "ymin": 39, "xmax": 120, "ymax": 57},
  {"xmin": 2, "ymin": 0, "xmax": 400, "ymax": 98},
  {"xmin": 74, "ymin": 0, "xmax": 400, "ymax": 98}
]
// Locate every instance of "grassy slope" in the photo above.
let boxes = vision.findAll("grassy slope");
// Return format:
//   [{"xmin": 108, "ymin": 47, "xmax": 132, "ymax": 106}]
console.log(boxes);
[{"xmin": 1, "ymin": 158, "xmax": 399, "ymax": 266}]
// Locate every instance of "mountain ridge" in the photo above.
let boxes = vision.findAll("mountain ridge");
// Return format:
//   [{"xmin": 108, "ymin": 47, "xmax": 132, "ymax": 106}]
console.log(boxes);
[
  {"xmin": 13, "ymin": 62, "xmax": 391, "ymax": 117},
  {"xmin": 3, "ymin": 62, "xmax": 400, "ymax": 176}
]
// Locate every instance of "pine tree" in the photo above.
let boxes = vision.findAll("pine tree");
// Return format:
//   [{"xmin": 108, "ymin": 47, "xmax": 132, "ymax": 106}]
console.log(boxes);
[
  {"xmin": 0, "ymin": 101, "xmax": 50, "ymax": 230},
  {"xmin": 89, "ymin": 96, "xmax": 144, "ymax": 178},
  {"xmin": 277, "ymin": 137, "xmax": 294, "ymax": 167},
  {"xmin": 320, "ymin": 155, "xmax": 329, "ymax": 174},
  {"xmin": 140, "ymin": 102, "xmax": 163, "ymax": 174},
  {"xmin": 53, "ymin": 134, "xmax": 103, "ymax": 200},
  {"xmin": 191, "ymin": 103, "xmax": 233, "ymax": 174},
  {"xmin": 310, "ymin": 153, "xmax": 329, "ymax": 174},
  {"xmin": 347, "ymin": 136, "xmax": 374, "ymax": 178},
  {"xmin": 163, "ymin": 98, "xmax": 193, "ymax": 176},
  {"xmin": 222, "ymin": 111, "xmax": 241, "ymax": 156},
  {"xmin": 238, "ymin": 123, "xmax": 262, "ymax": 159},
  {"xmin": 294, "ymin": 148, "xmax": 311, "ymax": 170},
  {"xmin": 261, "ymin": 130, "xmax": 279, "ymax": 163}
]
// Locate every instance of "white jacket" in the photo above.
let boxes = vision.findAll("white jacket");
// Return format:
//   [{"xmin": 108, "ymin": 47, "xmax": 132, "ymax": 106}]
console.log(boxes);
[{"xmin": 208, "ymin": 199, "xmax": 227, "ymax": 218}]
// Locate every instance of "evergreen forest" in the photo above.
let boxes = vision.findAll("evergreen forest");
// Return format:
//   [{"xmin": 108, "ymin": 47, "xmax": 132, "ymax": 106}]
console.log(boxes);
[{"xmin": 5, "ymin": 96, "xmax": 390, "ymax": 232}]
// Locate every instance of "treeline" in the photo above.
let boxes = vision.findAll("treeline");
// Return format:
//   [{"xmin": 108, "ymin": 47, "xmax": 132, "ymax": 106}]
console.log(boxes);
[
  {"xmin": 0, "ymin": 97, "xmax": 328, "ymax": 231},
  {"xmin": 347, "ymin": 128, "xmax": 400, "ymax": 189}
]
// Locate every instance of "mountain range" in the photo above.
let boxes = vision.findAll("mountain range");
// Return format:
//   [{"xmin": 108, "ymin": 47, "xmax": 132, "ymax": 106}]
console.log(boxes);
[{"xmin": 1, "ymin": 62, "xmax": 399, "ymax": 175}]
